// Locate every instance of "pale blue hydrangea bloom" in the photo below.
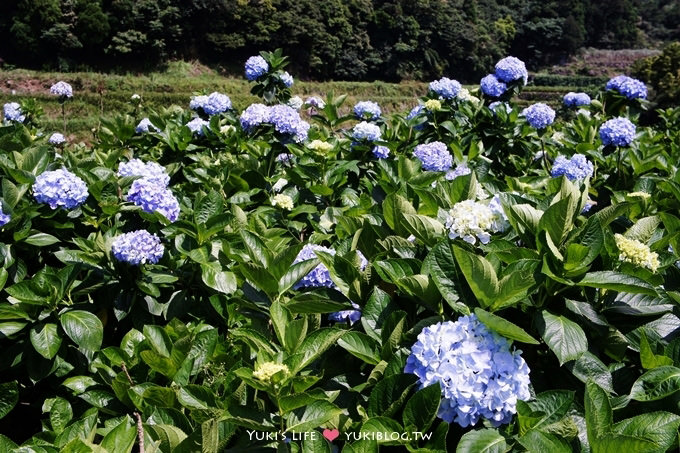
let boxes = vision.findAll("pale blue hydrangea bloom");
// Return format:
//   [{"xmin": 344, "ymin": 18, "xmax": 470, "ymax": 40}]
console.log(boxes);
[
  {"xmin": 599, "ymin": 117, "xmax": 636, "ymax": 147},
  {"xmin": 352, "ymin": 121, "xmax": 382, "ymax": 141},
  {"xmin": 489, "ymin": 101, "xmax": 511, "ymax": 114},
  {"xmin": 276, "ymin": 153, "xmax": 294, "ymax": 163},
  {"xmin": 112, "ymin": 230, "xmax": 164, "ymax": 265},
  {"xmin": 117, "ymin": 159, "xmax": 170, "ymax": 187},
  {"xmin": 126, "ymin": 179, "xmax": 180, "ymax": 222},
  {"xmin": 245, "ymin": 56, "xmax": 269, "ymax": 81},
  {"xmin": 353, "ymin": 101, "xmax": 382, "ymax": 120},
  {"xmin": 48, "ymin": 133, "xmax": 65, "ymax": 145},
  {"xmin": 606, "ymin": 75, "xmax": 647, "ymax": 99},
  {"xmin": 50, "ymin": 81, "xmax": 73, "ymax": 98},
  {"xmin": 304, "ymin": 96, "xmax": 325, "ymax": 109},
  {"xmin": 135, "ymin": 118, "xmax": 158, "ymax": 134},
  {"xmin": 240, "ymin": 103, "xmax": 271, "ymax": 131},
  {"xmin": 429, "ymin": 77, "xmax": 462, "ymax": 99},
  {"xmin": 551, "ymin": 154, "xmax": 594, "ymax": 180},
  {"xmin": 189, "ymin": 95, "xmax": 209, "ymax": 111},
  {"xmin": 0, "ymin": 208, "xmax": 10, "ymax": 226},
  {"xmin": 287, "ymin": 96, "xmax": 303, "ymax": 110},
  {"xmin": 413, "ymin": 141, "xmax": 452, "ymax": 172},
  {"xmin": 495, "ymin": 56, "xmax": 528, "ymax": 84},
  {"xmin": 269, "ymin": 104, "xmax": 310, "ymax": 142},
  {"xmin": 33, "ymin": 168, "xmax": 88, "ymax": 209},
  {"xmin": 328, "ymin": 302, "xmax": 362, "ymax": 325},
  {"xmin": 293, "ymin": 244, "xmax": 337, "ymax": 289},
  {"xmin": 186, "ymin": 117, "xmax": 209, "ymax": 135},
  {"xmin": 480, "ymin": 74, "xmax": 507, "ymax": 98},
  {"xmin": 582, "ymin": 198, "xmax": 596, "ymax": 213},
  {"xmin": 405, "ymin": 315, "xmax": 531, "ymax": 428},
  {"xmin": 522, "ymin": 103, "xmax": 555, "ymax": 129},
  {"xmin": 372, "ymin": 145, "xmax": 390, "ymax": 159},
  {"xmin": 279, "ymin": 71, "xmax": 294, "ymax": 87},
  {"xmin": 191, "ymin": 92, "xmax": 232, "ymax": 115},
  {"xmin": 563, "ymin": 92, "xmax": 591, "ymax": 107},
  {"xmin": 3, "ymin": 102, "xmax": 25, "ymax": 122},
  {"xmin": 407, "ymin": 104, "xmax": 424, "ymax": 120},
  {"xmin": 488, "ymin": 194, "xmax": 510, "ymax": 233},
  {"xmin": 445, "ymin": 164, "xmax": 471, "ymax": 181}
]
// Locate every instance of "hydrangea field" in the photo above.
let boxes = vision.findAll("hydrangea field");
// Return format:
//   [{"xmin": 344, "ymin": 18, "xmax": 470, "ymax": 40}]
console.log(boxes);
[{"xmin": 2, "ymin": 49, "xmax": 680, "ymax": 452}]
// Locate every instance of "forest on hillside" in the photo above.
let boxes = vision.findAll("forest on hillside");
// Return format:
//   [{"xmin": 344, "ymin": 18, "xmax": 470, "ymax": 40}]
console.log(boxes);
[{"xmin": 0, "ymin": 0, "xmax": 678, "ymax": 81}]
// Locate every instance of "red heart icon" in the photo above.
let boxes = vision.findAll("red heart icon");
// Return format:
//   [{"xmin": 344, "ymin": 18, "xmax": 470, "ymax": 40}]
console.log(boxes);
[{"xmin": 322, "ymin": 428, "xmax": 339, "ymax": 442}]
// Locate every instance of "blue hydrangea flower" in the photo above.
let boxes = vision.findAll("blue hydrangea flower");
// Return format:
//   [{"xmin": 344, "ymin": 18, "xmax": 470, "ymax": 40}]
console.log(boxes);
[
  {"xmin": 48, "ymin": 133, "xmax": 65, "ymax": 145},
  {"xmin": 189, "ymin": 95, "xmax": 209, "ymax": 111},
  {"xmin": 276, "ymin": 153, "xmax": 294, "ymax": 163},
  {"xmin": 126, "ymin": 179, "xmax": 180, "ymax": 222},
  {"xmin": 551, "ymin": 154, "xmax": 594, "ymax": 180},
  {"xmin": 245, "ymin": 56, "xmax": 269, "ymax": 81},
  {"xmin": 135, "ymin": 118, "xmax": 158, "ymax": 134},
  {"xmin": 240, "ymin": 103, "xmax": 271, "ymax": 132},
  {"xmin": 117, "ymin": 159, "xmax": 170, "ymax": 187},
  {"xmin": 354, "ymin": 101, "xmax": 381, "ymax": 120},
  {"xmin": 269, "ymin": 104, "xmax": 309, "ymax": 142},
  {"xmin": 33, "ymin": 168, "xmax": 88, "ymax": 209},
  {"xmin": 445, "ymin": 164, "xmax": 471, "ymax": 181},
  {"xmin": 480, "ymin": 74, "xmax": 507, "ymax": 98},
  {"xmin": 287, "ymin": 96, "xmax": 303, "ymax": 110},
  {"xmin": 599, "ymin": 117, "xmax": 636, "ymax": 147},
  {"xmin": 204, "ymin": 92, "xmax": 232, "ymax": 115},
  {"xmin": 563, "ymin": 92, "xmax": 591, "ymax": 107},
  {"xmin": 429, "ymin": 77, "xmax": 462, "ymax": 99},
  {"xmin": 112, "ymin": 230, "xmax": 164, "ymax": 265},
  {"xmin": 413, "ymin": 141, "xmax": 452, "ymax": 172},
  {"xmin": 582, "ymin": 198, "xmax": 596, "ymax": 213},
  {"xmin": 404, "ymin": 315, "xmax": 531, "ymax": 428},
  {"xmin": 293, "ymin": 244, "xmax": 337, "ymax": 289},
  {"xmin": 495, "ymin": 56, "xmax": 528, "ymax": 84},
  {"xmin": 352, "ymin": 121, "xmax": 382, "ymax": 141},
  {"xmin": 50, "ymin": 81, "xmax": 73, "ymax": 98},
  {"xmin": 186, "ymin": 117, "xmax": 209, "ymax": 135},
  {"xmin": 0, "ymin": 208, "xmax": 10, "ymax": 227},
  {"xmin": 305, "ymin": 97, "xmax": 325, "ymax": 109},
  {"xmin": 3, "ymin": 102, "xmax": 25, "ymax": 123},
  {"xmin": 279, "ymin": 71, "xmax": 294, "ymax": 87},
  {"xmin": 522, "ymin": 103, "xmax": 555, "ymax": 129},
  {"xmin": 328, "ymin": 302, "xmax": 361, "ymax": 325},
  {"xmin": 606, "ymin": 75, "xmax": 647, "ymax": 100},
  {"xmin": 372, "ymin": 145, "xmax": 390, "ymax": 159},
  {"xmin": 407, "ymin": 104, "xmax": 424, "ymax": 120}
]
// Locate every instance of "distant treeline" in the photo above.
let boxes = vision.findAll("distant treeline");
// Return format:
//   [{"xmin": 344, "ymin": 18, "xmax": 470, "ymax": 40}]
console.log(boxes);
[{"xmin": 0, "ymin": 0, "xmax": 678, "ymax": 82}]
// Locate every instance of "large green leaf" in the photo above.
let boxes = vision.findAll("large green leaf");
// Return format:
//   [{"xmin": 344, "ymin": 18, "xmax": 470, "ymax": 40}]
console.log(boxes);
[
  {"xmin": 402, "ymin": 384, "xmax": 440, "ymax": 432},
  {"xmin": 285, "ymin": 328, "xmax": 345, "ymax": 373},
  {"xmin": 456, "ymin": 429, "xmax": 507, "ymax": 453},
  {"xmin": 338, "ymin": 331, "xmax": 381, "ymax": 364},
  {"xmin": 474, "ymin": 308, "xmax": 539, "ymax": 344},
  {"xmin": 452, "ymin": 245, "xmax": 498, "ymax": 308},
  {"xmin": 286, "ymin": 400, "xmax": 342, "ymax": 433},
  {"xmin": 518, "ymin": 430, "xmax": 571, "ymax": 453},
  {"xmin": 60, "ymin": 310, "xmax": 104, "ymax": 352},
  {"xmin": 584, "ymin": 381, "xmax": 612, "ymax": 444},
  {"xmin": 423, "ymin": 242, "xmax": 468, "ymax": 313},
  {"xmin": 538, "ymin": 312, "xmax": 588, "ymax": 365},
  {"xmin": 0, "ymin": 381, "xmax": 18, "ymax": 419},
  {"xmin": 577, "ymin": 271, "xmax": 656, "ymax": 295},
  {"xmin": 30, "ymin": 322, "xmax": 62, "ymax": 359},
  {"xmin": 368, "ymin": 374, "xmax": 418, "ymax": 418},
  {"xmin": 200, "ymin": 265, "xmax": 236, "ymax": 295},
  {"xmin": 100, "ymin": 416, "xmax": 136, "ymax": 453},
  {"xmin": 630, "ymin": 366, "xmax": 680, "ymax": 401}
]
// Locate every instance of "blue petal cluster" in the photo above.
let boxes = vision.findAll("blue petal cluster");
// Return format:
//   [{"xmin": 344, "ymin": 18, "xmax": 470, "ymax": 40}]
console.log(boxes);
[
  {"xmin": 245, "ymin": 56, "xmax": 269, "ymax": 81},
  {"xmin": 404, "ymin": 315, "xmax": 531, "ymax": 428},
  {"xmin": 48, "ymin": 133, "xmax": 65, "ymax": 145},
  {"xmin": 563, "ymin": 92, "xmax": 591, "ymax": 107},
  {"xmin": 112, "ymin": 230, "xmax": 164, "ymax": 265},
  {"xmin": 4, "ymin": 102, "xmax": 25, "ymax": 122},
  {"xmin": 117, "ymin": 159, "xmax": 170, "ymax": 187},
  {"xmin": 276, "ymin": 153, "xmax": 294, "ymax": 163},
  {"xmin": 551, "ymin": 154, "xmax": 594, "ymax": 180},
  {"xmin": 304, "ymin": 97, "xmax": 325, "ymax": 109},
  {"xmin": 480, "ymin": 74, "xmax": 507, "ymax": 98},
  {"xmin": 33, "ymin": 168, "xmax": 88, "ymax": 209},
  {"xmin": 0, "ymin": 208, "xmax": 10, "ymax": 227},
  {"xmin": 494, "ymin": 56, "xmax": 528, "ymax": 84},
  {"xmin": 413, "ymin": 141, "xmax": 452, "ymax": 172},
  {"xmin": 606, "ymin": 75, "xmax": 647, "ymax": 99},
  {"xmin": 328, "ymin": 302, "xmax": 361, "ymax": 325},
  {"xmin": 279, "ymin": 71, "xmax": 294, "ymax": 87},
  {"xmin": 407, "ymin": 104, "xmax": 424, "ymax": 120},
  {"xmin": 521, "ymin": 103, "xmax": 556, "ymax": 129},
  {"xmin": 269, "ymin": 105, "xmax": 310, "ymax": 142},
  {"xmin": 50, "ymin": 81, "xmax": 73, "ymax": 98},
  {"xmin": 445, "ymin": 164, "xmax": 471, "ymax": 181},
  {"xmin": 240, "ymin": 103, "xmax": 271, "ymax": 131},
  {"xmin": 186, "ymin": 117, "xmax": 209, "ymax": 135},
  {"xmin": 126, "ymin": 179, "xmax": 180, "ymax": 222},
  {"xmin": 352, "ymin": 121, "xmax": 382, "ymax": 141},
  {"xmin": 429, "ymin": 77, "xmax": 462, "ymax": 99},
  {"xmin": 353, "ymin": 101, "xmax": 382, "ymax": 120},
  {"xmin": 293, "ymin": 244, "xmax": 337, "ymax": 289},
  {"xmin": 372, "ymin": 145, "xmax": 390, "ymax": 159},
  {"xmin": 135, "ymin": 118, "xmax": 158, "ymax": 134},
  {"xmin": 599, "ymin": 117, "xmax": 636, "ymax": 147},
  {"xmin": 191, "ymin": 92, "xmax": 232, "ymax": 115}
]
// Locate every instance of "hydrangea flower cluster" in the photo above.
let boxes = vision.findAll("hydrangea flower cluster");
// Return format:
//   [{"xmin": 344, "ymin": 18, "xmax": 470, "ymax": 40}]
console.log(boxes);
[
  {"xmin": 407, "ymin": 105, "xmax": 424, "ymax": 120},
  {"xmin": 253, "ymin": 362, "xmax": 289, "ymax": 384},
  {"xmin": 276, "ymin": 153, "xmax": 294, "ymax": 163},
  {"xmin": 413, "ymin": 141, "xmax": 452, "ymax": 172},
  {"xmin": 117, "ymin": 159, "xmax": 170, "ymax": 187},
  {"xmin": 372, "ymin": 145, "xmax": 390, "ymax": 159},
  {"xmin": 563, "ymin": 92, "xmax": 591, "ymax": 107},
  {"xmin": 50, "ymin": 81, "xmax": 73, "ymax": 98},
  {"xmin": 405, "ymin": 315, "xmax": 531, "ymax": 427},
  {"xmin": 489, "ymin": 101, "xmax": 511, "ymax": 114},
  {"xmin": 480, "ymin": 74, "xmax": 507, "ymax": 98},
  {"xmin": 0, "ymin": 208, "xmax": 10, "ymax": 227},
  {"xmin": 445, "ymin": 199, "xmax": 505, "ymax": 244},
  {"xmin": 488, "ymin": 194, "xmax": 509, "ymax": 232},
  {"xmin": 305, "ymin": 97, "xmax": 325, "ymax": 109},
  {"xmin": 240, "ymin": 103, "xmax": 271, "ymax": 131},
  {"xmin": 135, "ymin": 118, "xmax": 159, "ymax": 134},
  {"xmin": 308, "ymin": 140, "xmax": 334, "ymax": 153},
  {"xmin": 352, "ymin": 121, "xmax": 382, "ymax": 141},
  {"xmin": 445, "ymin": 164, "xmax": 471, "ymax": 181},
  {"xmin": 599, "ymin": 117, "xmax": 636, "ymax": 147},
  {"xmin": 269, "ymin": 105, "xmax": 310, "ymax": 142},
  {"xmin": 353, "ymin": 101, "xmax": 381, "ymax": 120},
  {"xmin": 186, "ymin": 117, "xmax": 209, "ymax": 135},
  {"xmin": 126, "ymin": 179, "xmax": 180, "ymax": 222},
  {"xmin": 112, "ymin": 230, "xmax": 164, "ymax": 265},
  {"xmin": 424, "ymin": 99, "xmax": 442, "ymax": 111},
  {"xmin": 4, "ymin": 102, "xmax": 25, "ymax": 123},
  {"xmin": 582, "ymin": 198, "xmax": 596, "ymax": 213},
  {"xmin": 48, "ymin": 133, "xmax": 65, "ymax": 145},
  {"xmin": 429, "ymin": 77, "xmax": 462, "ymax": 100},
  {"xmin": 272, "ymin": 194, "xmax": 294, "ymax": 210},
  {"xmin": 287, "ymin": 96, "xmax": 303, "ymax": 110},
  {"xmin": 190, "ymin": 92, "xmax": 232, "ymax": 115},
  {"xmin": 522, "ymin": 103, "xmax": 555, "ymax": 129},
  {"xmin": 33, "ymin": 168, "xmax": 88, "ymax": 209},
  {"xmin": 328, "ymin": 302, "xmax": 362, "ymax": 325},
  {"xmin": 606, "ymin": 75, "xmax": 647, "ymax": 100},
  {"xmin": 292, "ymin": 244, "xmax": 337, "ymax": 290},
  {"xmin": 279, "ymin": 71, "xmax": 294, "ymax": 87},
  {"xmin": 615, "ymin": 234, "xmax": 660, "ymax": 273},
  {"xmin": 495, "ymin": 56, "xmax": 529, "ymax": 84},
  {"xmin": 245, "ymin": 56, "xmax": 269, "ymax": 81},
  {"xmin": 550, "ymin": 154, "xmax": 594, "ymax": 181}
]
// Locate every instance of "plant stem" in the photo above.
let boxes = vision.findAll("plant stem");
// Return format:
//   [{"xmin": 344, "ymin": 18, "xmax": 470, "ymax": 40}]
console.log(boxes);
[{"xmin": 122, "ymin": 363, "xmax": 145, "ymax": 453}]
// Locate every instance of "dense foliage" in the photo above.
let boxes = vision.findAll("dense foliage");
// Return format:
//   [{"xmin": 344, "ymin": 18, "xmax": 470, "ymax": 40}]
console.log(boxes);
[
  {"xmin": 0, "ymin": 0, "xmax": 678, "ymax": 80},
  {"xmin": 2, "ymin": 50, "xmax": 680, "ymax": 452},
  {"xmin": 633, "ymin": 41, "xmax": 680, "ymax": 108}
]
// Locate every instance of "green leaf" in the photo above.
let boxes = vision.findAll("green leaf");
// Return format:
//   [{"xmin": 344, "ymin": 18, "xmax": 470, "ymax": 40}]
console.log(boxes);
[
  {"xmin": 143, "ymin": 325, "xmax": 173, "ymax": 357},
  {"xmin": 518, "ymin": 430, "xmax": 571, "ymax": 453},
  {"xmin": 361, "ymin": 287, "xmax": 395, "ymax": 342},
  {"xmin": 285, "ymin": 328, "xmax": 345, "ymax": 373},
  {"xmin": 360, "ymin": 417, "xmax": 405, "ymax": 446},
  {"xmin": 100, "ymin": 416, "xmax": 136, "ymax": 453},
  {"xmin": 368, "ymin": 374, "xmax": 418, "ymax": 418},
  {"xmin": 423, "ymin": 242, "xmax": 468, "ymax": 313},
  {"xmin": 401, "ymin": 214, "xmax": 446, "ymax": 247},
  {"xmin": 338, "ymin": 331, "xmax": 381, "ymax": 364},
  {"xmin": 539, "ymin": 197, "xmax": 574, "ymax": 245},
  {"xmin": 60, "ymin": 310, "xmax": 103, "ymax": 352},
  {"xmin": 402, "ymin": 384, "xmax": 440, "ymax": 432},
  {"xmin": 279, "ymin": 258, "xmax": 321, "ymax": 295},
  {"xmin": 383, "ymin": 193, "xmax": 416, "ymax": 235},
  {"xmin": 177, "ymin": 385, "xmax": 216, "ymax": 410},
  {"xmin": 49, "ymin": 397, "xmax": 73, "ymax": 434},
  {"xmin": 285, "ymin": 292, "xmax": 351, "ymax": 314},
  {"xmin": 538, "ymin": 312, "xmax": 588, "ymax": 365},
  {"xmin": 520, "ymin": 390, "xmax": 575, "ymax": 433},
  {"xmin": 630, "ymin": 366, "xmax": 680, "ymax": 401},
  {"xmin": 453, "ymin": 245, "xmax": 498, "ymax": 308},
  {"xmin": 577, "ymin": 271, "xmax": 656, "ymax": 295},
  {"xmin": 474, "ymin": 308, "xmax": 539, "ymax": 344},
  {"xmin": 0, "ymin": 381, "xmax": 18, "ymax": 419},
  {"xmin": 30, "ymin": 322, "xmax": 62, "ymax": 359},
  {"xmin": 584, "ymin": 381, "xmax": 612, "ymax": 444},
  {"xmin": 611, "ymin": 411, "xmax": 680, "ymax": 452},
  {"xmin": 240, "ymin": 230, "xmax": 271, "ymax": 268},
  {"xmin": 456, "ymin": 429, "xmax": 507, "ymax": 453},
  {"xmin": 24, "ymin": 233, "xmax": 60, "ymax": 246},
  {"xmin": 625, "ymin": 216, "xmax": 660, "ymax": 243},
  {"xmin": 0, "ymin": 434, "xmax": 17, "ymax": 452},
  {"xmin": 566, "ymin": 352, "xmax": 614, "ymax": 393},
  {"xmin": 493, "ymin": 259, "xmax": 541, "ymax": 310},
  {"xmin": 287, "ymin": 400, "xmax": 342, "ymax": 433},
  {"xmin": 640, "ymin": 331, "xmax": 673, "ymax": 369},
  {"xmin": 200, "ymin": 265, "xmax": 236, "ymax": 295}
]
